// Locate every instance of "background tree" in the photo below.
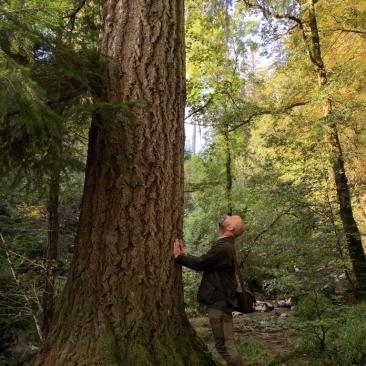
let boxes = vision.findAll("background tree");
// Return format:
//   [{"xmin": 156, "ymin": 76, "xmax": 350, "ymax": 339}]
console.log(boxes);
[
  {"xmin": 183, "ymin": 0, "xmax": 366, "ymax": 309},
  {"xmin": 0, "ymin": 0, "xmax": 99, "ymax": 348},
  {"xmin": 239, "ymin": 0, "xmax": 366, "ymax": 297}
]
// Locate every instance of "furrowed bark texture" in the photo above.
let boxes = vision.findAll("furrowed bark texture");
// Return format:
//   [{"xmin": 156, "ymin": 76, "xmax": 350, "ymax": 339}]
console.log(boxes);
[
  {"xmin": 307, "ymin": 0, "xmax": 366, "ymax": 295},
  {"xmin": 33, "ymin": 1, "xmax": 217, "ymax": 365}
]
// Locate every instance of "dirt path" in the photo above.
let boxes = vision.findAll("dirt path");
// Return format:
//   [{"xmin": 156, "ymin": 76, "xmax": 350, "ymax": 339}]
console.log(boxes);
[{"xmin": 190, "ymin": 310, "xmax": 300, "ymax": 365}]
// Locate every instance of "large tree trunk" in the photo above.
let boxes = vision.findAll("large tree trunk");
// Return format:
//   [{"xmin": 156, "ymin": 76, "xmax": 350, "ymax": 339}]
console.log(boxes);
[
  {"xmin": 307, "ymin": 0, "xmax": 366, "ymax": 296},
  {"xmin": 33, "ymin": 1, "xmax": 217, "ymax": 365}
]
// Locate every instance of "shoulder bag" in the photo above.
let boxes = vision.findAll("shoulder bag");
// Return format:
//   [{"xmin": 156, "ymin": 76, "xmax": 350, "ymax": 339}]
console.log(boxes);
[{"xmin": 233, "ymin": 244, "xmax": 256, "ymax": 313}]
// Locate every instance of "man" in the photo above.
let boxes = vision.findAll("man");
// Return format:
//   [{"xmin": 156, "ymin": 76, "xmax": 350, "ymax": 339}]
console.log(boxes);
[{"xmin": 173, "ymin": 215, "xmax": 245, "ymax": 366}]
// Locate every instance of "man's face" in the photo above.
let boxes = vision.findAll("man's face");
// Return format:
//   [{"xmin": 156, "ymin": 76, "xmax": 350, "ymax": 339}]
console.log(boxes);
[{"xmin": 219, "ymin": 215, "xmax": 245, "ymax": 237}]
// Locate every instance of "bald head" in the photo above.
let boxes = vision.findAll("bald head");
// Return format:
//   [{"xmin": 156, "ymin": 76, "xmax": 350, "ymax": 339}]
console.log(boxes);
[{"xmin": 219, "ymin": 215, "xmax": 245, "ymax": 238}]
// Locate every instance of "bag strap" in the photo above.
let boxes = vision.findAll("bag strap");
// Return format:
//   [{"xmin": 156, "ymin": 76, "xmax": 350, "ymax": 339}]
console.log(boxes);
[{"xmin": 233, "ymin": 242, "xmax": 247, "ymax": 293}]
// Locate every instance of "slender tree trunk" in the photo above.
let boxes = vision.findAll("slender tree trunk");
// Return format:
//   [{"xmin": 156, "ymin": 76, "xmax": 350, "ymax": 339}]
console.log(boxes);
[
  {"xmin": 307, "ymin": 0, "xmax": 366, "ymax": 296},
  {"xmin": 192, "ymin": 123, "xmax": 196, "ymax": 154},
  {"xmin": 33, "ymin": 1, "xmax": 217, "ymax": 365},
  {"xmin": 223, "ymin": 128, "xmax": 233, "ymax": 216},
  {"xmin": 42, "ymin": 167, "xmax": 60, "ymax": 337},
  {"xmin": 222, "ymin": 6, "xmax": 233, "ymax": 216},
  {"xmin": 356, "ymin": 198, "xmax": 366, "ymax": 226},
  {"xmin": 323, "ymin": 172, "xmax": 357, "ymax": 295}
]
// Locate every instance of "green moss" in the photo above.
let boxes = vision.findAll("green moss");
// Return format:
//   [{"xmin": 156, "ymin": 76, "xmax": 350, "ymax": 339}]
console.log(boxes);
[
  {"xmin": 153, "ymin": 339, "xmax": 184, "ymax": 366},
  {"xmin": 121, "ymin": 334, "xmax": 219, "ymax": 366},
  {"xmin": 77, "ymin": 336, "xmax": 90, "ymax": 355},
  {"xmin": 95, "ymin": 328, "xmax": 120, "ymax": 366},
  {"xmin": 125, "ymin": 343, "xmax": 153, "ymax": 365}
]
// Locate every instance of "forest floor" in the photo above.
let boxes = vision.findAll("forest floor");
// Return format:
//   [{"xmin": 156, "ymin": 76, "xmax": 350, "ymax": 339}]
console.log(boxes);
[{"xmin": 190, "ymin": 308, "xmax": 313, "ymax": 366}]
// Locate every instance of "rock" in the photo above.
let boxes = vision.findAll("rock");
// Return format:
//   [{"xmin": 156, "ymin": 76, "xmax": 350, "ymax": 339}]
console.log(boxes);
[
  {"xmin": 276, "ymin": 298, "xmax": 293, "ymax": 308},
  {"xmin": 255, "ymin": 301, "xmax": 274, "ymax": 312},
  {"xmin": 280, "ymin": 312, "xmax": 289, "ymax": 318}
]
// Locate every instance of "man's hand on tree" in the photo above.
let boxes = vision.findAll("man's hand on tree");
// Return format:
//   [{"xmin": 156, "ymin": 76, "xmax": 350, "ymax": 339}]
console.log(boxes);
[{"xmin": 173, "ymin": 239, "xmax": 184, "ymax": 258}]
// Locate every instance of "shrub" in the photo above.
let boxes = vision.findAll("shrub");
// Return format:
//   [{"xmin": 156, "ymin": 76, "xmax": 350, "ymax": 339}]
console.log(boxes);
[
  {"xmin": 292, "ymin": 292, "xmax": 337, "ymax": 355},
  {"xmin": 291, "ymin": 294, "xmax": 366, "ymax": 365},
  {"xmin": 328, "ymin": 303, "xmax": 366, "ymax": 366}
]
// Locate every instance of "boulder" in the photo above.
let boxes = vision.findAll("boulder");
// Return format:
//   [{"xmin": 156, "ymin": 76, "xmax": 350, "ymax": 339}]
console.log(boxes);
[{"xmin": 255, "ymin": 301, "xmax": 274, "ymax": 312}]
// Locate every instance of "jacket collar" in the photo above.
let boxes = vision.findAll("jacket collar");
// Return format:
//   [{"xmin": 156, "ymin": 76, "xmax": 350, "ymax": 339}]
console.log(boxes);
[{"xmin": 216, "ymin": 236, "xmax": 235, "ymax": 244}]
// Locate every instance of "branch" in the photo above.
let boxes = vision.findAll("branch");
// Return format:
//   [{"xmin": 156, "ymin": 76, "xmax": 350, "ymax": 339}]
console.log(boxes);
[
  {"xmin": 0, "ymin": 233, "xmax": 44, "ymax": 342},
  {"xmin": 184, "ymin": 181, "xmax": 222, "ymax": 192},
  {"xmin": 330, "ymin": 14, "xmax": 366, "ymax": 34},
  {"xmin": 32, "ymin": 280, "xmax": 43, "ymax": 313},
  {"xmin": 250, "ymin": 207, "xmax": 292, "ymax": 246},
  {"xmin": 238, "ymin": 208, "xmax": 293, "ymax": 268},
  {"xmin": 7, "ymin": 249, "xmax": 46, "ymax": 270},
  {"xmin": 3, "ymin": 86, "xmax": 87, "ymax": 119},
  {"xmin": 319, "ymin": 28, "xmax": 366, "ymax": 35},
  {"xmin": 65, "ymin": 0, "xmax": 88, "ymax": 31},
  {"xmin": 228, "ymin": 100, "xmax": 309, "ymax": 132},
  {"xmin": 185, "ymin": 97, "xmax": 213, "ymax": 120},
  {"xmin": 242, "ymin": 0, "xmax": 303, "ymax": 26},
  {"xmin": 242, "ymin": 1, "xmax": 318, "ymax": 67}
]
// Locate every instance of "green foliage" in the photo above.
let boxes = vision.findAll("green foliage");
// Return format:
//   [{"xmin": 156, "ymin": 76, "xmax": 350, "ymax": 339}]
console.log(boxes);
[
  {"xmin": 292, "ymin": 292, "xmax": 337, "ymax": 355},
  {"xmin": 0, "ymin": 0, "xmax": 100, "ymax": 191},
  {"xmin": 0, "ymin": 171, "xmax": 82, "ymax": 361},
  {"xmin": 328, "ymin": 303, "xmax": 366, "ymax": 366},
  {"xmin": 237, "ymin": 340, "xmax": 270, "ymax": 365},
  {"xmin": 288, "ymin": 295, "xmax": 366, "ymax": 365},
  {"xmin": 184, "ymin": 0, "xmax": 365, "ymax": 309},
  {"xmin": 0, "ymin": 200, "xmax": 47, "ymax": 356}
]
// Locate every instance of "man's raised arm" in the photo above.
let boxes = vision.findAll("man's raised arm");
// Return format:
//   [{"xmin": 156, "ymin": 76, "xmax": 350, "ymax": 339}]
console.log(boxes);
[{"xmin": 173, "ymin": 239, "xmax": 225, "ymax": 271}]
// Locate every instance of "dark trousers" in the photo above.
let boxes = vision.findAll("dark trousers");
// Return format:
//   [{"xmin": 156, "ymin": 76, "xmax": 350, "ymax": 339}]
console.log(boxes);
[{"xmin": 207, "ymin": 307, "xmax": 245, "ymax": 366}]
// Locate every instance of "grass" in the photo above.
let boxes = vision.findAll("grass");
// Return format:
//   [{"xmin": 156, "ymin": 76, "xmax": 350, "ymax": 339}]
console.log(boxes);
[{"xmin": 237, "ymin": 340, "xmax": 272, "ymax": 366}]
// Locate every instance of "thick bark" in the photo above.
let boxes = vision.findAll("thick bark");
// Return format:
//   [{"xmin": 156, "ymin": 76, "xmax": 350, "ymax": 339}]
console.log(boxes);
[
  {"xmin": 42, "ymin": 168, "xmax": 60, "ymax": 336},
  {"xmin": 33, "ymin": 1, "xmax": 217, "ymax": 365},
  {"xmin": 307, "ymin": 0, "xmax": 366, "ymax": 295}
]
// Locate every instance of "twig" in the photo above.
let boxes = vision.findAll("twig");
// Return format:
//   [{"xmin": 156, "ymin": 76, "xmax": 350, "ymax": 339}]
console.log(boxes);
[
  {"xmin": 0, "ymin": 233, "xmax": 44, "ymax": 342},
  {"xmin": 242, "ymin": 0, "xmax": 304, "ymax": 26},
  {"xmin": 319, "ymin": 28, "xmax": 366, "ymax": 35},
  {"xmin": 185, "ymin": 97, "xmax": 213, "ymax": 120},
  {"xmin": 66, "ymin": 0, "xmax": 88, "ymax": 32},
  {"xmin": 228, "ymin": 100, "xmax": 309, "ymax": 132},
  {"xmin": 238, "ymin": 208, "xmax": 293, "ymax": 268},
  {"xmin": 241, "ymin": 0, "xmax": 320, "ymax": 68},
  {"xmin": 8, "ymin": 249, "xmax": 46, "ymax": 270},
  {"xmin": 32, "ymin": 280, "xmax": 43, "ymax": 313}
]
